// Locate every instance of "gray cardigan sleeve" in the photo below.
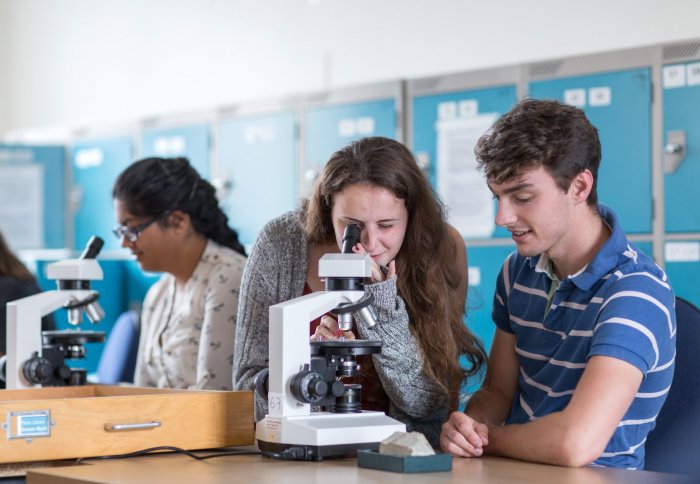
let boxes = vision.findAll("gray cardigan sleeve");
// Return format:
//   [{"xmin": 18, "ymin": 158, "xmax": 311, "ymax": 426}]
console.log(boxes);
[
  {"xmin": 357, "ymin": 277, "xmax": 449, "ymax": 446},
  {"xmin": 232, "ymin": 212, "xmax": 307, "ymax": 421}
]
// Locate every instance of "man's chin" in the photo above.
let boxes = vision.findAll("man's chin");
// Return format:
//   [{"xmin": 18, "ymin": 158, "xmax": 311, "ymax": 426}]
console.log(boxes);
[{"xmin": 514, "ymin": 245, "xmax": 542, "ymax": 258}]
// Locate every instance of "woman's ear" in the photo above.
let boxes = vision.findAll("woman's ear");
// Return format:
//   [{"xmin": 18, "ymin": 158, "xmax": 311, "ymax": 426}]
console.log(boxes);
[
  {"xmin": 569, "ymin": 169, "xmax": 594, "ymax": 204},
  {"xmin": 165, "ymin": 210, "xmax": 192, "ymax": 236}
]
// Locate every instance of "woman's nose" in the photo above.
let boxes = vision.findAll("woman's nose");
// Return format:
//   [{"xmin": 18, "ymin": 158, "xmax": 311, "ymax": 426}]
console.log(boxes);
[{"xmin": 362, "ymin": 227, "xmax": 377, "ymax": 252}]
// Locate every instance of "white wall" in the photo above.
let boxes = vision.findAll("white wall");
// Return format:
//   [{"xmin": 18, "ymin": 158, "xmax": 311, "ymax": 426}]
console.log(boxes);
[{"xmin": 2, "ymin": 0, "xmax": 700, "ymax": 136}]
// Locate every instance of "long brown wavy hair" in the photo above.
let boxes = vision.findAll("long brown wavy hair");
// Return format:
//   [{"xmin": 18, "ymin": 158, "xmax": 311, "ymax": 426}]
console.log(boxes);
[
  {"xmin": 0, "ymin": 231, "xmax": 35, "ymax": 282},
  {"xmin": 302, "ymin": 136, "xmax": 486, "ymax": 410}
]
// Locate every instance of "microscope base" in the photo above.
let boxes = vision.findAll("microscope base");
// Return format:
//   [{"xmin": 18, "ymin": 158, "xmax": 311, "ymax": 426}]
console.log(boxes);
[
  {"xmin": 258, "ymin": 439, "xmax": 379, "ymax": 461},
  {"xmin": 256, "ymin": 411, "xmax": 406, "ymax": 461}
]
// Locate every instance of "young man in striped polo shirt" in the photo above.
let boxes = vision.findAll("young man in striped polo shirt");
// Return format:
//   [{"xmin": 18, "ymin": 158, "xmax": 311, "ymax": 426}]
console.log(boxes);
[{"xmin": 440, "ymin": 99, "xmax": 676, "ymax": 469}]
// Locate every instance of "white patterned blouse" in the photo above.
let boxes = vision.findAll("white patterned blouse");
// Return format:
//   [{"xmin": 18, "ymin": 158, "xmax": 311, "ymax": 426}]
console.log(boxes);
[{"xmin": 135, "ymin": 239, "xmax": 246, "ymax": 390}]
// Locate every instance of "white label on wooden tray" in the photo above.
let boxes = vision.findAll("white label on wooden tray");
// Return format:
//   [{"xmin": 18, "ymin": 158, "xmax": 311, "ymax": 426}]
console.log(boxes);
[{"xmin": 6, "ymin": 410, "xmax": 52, "ymax": 439}]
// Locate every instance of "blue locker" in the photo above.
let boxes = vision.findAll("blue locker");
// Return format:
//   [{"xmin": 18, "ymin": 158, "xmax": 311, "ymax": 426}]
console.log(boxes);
[
  {"xmin": 217, "ymin": 112, "xmax": 297, "ymax": 246},
  {"xmin": 0, "ymin": 145, "xmax": 66, "ymax": 248},
  {"xmin": 460, "ymin": 244, "xmax": 515, "ymax": 398},
  {"xmin": 529, "ymin": 68, "xmax": 652, "ymax": 234},
  {"xmin": 140, "ymin": 124, "xmax": 210, "ymax": 178},
  {"xmin": 36, "ymin": 259, "xmax": 126, "ymax": 374},
  {"xmin": 663, "ymin": 61, "xmax": 700, "ymax": 233},
  {"xmin": 72, "ymin": 137, "xmax": 133, "ymax": 251},
  {"xmin": 465, "ymin": 245, "xmax": 517, "ymax": 354},
  {"xmin": 304, "ymin": 99, "xmax": 397, "ymax": 185},
  {"xmin": 664, "ymin": 240, "xmax": 700, "ymax": 309},
  {"xmin": 634, "ymin": 241, "xmax": 653, "ymax": 262},
  {"xmin": 411, "ymin": 85, "xmax": 517, "ymax": 239}
]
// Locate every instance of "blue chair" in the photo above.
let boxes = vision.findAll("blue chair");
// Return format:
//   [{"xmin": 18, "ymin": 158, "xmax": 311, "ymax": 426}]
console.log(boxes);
[
  {"xmin": 644, "ymin": 296, "xmax": 700, "ymax": 474},
  {"xmin": 96, "ymin": 310, "xmax": 140, "ymax": 385}
]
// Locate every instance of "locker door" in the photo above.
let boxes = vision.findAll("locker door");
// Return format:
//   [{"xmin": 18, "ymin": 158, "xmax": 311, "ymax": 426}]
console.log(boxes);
[
  {"xmin": 411, "ymin": 85, "xmax": 517, "ymax": 239},
  {"xmin": 664, "ymin": 240, "xmax": 700, "ymax": 308},
  {"xmin": 529, "ymin": 68, "xmax": 653, "ymax": 234},
  {"xmin": 217, "ymin": 112, "xmax": 297, "ymax": 247},
  {"xmin": 465, "ymin": 245, "xmax": 516, "ymax": 354},
  {"xmin": 460, "ymin": 244, "xmax": 515, "ymax": 398},
  {"xmin": 634, "ymin": 241, "xmax": 653, "ymax": 262},
  {"xmin": 72, "ymin": 137, "xmax": 133, "ymax": 251},
  {"xmin": 0, "ymin": 145, "xmax": 66, "ymax": 249},
  {"xmin": 303, "ymin": 99, "xmax": 396, "ymax": 194},
  {"xmin": 662, "ymin": 61, "xmax": 700, "ymax": 232},
  {"xmin": 140, "ymin": 124, "xmax": 210, "ymax": 178}
]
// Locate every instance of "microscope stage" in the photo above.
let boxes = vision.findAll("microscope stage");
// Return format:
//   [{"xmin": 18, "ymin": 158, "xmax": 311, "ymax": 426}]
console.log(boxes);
[{"xmin": 42, "ymin": 330, "xmax": 105, "ymax": 345}]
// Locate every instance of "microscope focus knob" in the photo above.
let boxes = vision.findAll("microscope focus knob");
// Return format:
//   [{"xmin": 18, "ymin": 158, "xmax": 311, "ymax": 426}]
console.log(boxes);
[
  {"xmin": 330, "ymin": 379, "xmax": 345, "ymax": 398},
  {"xmin": 22, "ymin": 352, "xmax": 54, "ymax": 385},
  {"xmin": 290, "ymin": 370, "xmax": 328, "ymax": 404},
  {"xmin": 57, "ymin": 365, "xmax": 72, "ymax": 381},
  {"xmin": 254, "ymin": 368, "xmax": 270, "ymax": 400}
]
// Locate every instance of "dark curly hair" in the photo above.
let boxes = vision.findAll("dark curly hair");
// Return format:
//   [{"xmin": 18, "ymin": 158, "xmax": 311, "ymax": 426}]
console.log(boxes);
[
  {"xmin": 112, "ymin": 157, "xmax": 246, "ymax": 256},
  {"xmin": 302, "ymin": 136, "xmax": 486, "ymax": 411},
  {"xmin": 475, "ymin": 98, "xmax": 602, "ymax": 206}
]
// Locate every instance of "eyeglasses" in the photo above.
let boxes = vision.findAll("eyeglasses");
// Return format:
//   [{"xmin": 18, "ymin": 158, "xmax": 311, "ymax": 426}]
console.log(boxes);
[{"xmin": 112, "ymin": 212, "xmax": 169, "ymax": 242}]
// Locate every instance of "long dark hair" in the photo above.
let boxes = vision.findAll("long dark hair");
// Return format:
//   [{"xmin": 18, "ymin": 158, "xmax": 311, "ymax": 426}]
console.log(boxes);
[
  {"xmin": 112, "ymin": 157, "xmax": 246, "ymax": 256},
  {"xmin": 0, "ymin": 231, "xmax": 35, "ymax": 282},
  {"xmin": 303, "ymin": 137, "xmax": 486, "ymax": 410}
]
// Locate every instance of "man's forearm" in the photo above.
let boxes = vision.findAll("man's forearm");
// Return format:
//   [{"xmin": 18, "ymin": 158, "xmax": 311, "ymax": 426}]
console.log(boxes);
[{"xmin": 484, "ymin": 411, "xmax": 600, "ymax": 467}]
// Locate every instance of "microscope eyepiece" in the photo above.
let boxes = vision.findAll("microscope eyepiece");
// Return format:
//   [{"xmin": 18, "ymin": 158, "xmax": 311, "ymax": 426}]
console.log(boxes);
[
  {"xmin": 341, "ymin": 224, "xmax": 361, "ymax": 254},
  {"xmin": 80, "ymin": 235, "xmax": 104, "ymax": 259}
]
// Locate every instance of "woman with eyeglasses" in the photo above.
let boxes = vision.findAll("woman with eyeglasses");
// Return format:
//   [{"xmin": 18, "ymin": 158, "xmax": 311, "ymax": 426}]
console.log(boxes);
[{"xmin": 113, "ymin": 157, "xmax": 246, "ymax": 390}]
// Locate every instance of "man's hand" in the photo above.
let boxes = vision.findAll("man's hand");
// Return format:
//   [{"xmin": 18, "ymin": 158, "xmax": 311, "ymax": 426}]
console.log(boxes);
[{"xmin": 440, "ymin": 411, "xmax": 490, "ymax": 457}]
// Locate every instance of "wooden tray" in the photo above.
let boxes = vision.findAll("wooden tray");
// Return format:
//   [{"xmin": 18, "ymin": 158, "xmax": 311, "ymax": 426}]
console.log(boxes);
[{"xmin": 0, "ymin": 385, "xmax": 254, "ymax": 463}]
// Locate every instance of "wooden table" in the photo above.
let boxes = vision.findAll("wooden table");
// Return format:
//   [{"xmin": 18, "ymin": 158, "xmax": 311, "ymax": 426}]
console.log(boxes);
[{"xmin": 26, "ymin": 452, "xmax": 691, "ymax": 483}]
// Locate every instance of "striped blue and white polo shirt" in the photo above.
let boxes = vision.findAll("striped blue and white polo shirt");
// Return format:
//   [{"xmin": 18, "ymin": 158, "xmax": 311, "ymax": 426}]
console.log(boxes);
[{"xmin": 492, "ymin": 205, "xmax": 676, "ymax": 469}]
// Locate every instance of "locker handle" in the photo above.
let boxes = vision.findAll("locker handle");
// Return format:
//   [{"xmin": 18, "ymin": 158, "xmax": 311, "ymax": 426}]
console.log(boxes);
[
  {"xmin": 664, "ymin": 130, "xmax": 686, "ymax": 174},
  {"xmin": 104, "ymin": 421, "xmax": 161, "ymax": 432}
]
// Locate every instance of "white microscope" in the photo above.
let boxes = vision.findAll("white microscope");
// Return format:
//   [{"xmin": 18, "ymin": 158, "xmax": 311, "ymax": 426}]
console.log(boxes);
[
  {"xmin": 255, "ymin": 225, "xmax": 406, "ymax": 460},
  {"xmin": 1, "ymin": 236, "xmax": 106, "ymax": 389}
]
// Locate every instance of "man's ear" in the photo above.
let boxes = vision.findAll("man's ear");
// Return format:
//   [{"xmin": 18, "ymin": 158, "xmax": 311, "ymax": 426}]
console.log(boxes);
[{"xmin": 569, "ymin": 169, "xmax": 594, "ymax": 204}]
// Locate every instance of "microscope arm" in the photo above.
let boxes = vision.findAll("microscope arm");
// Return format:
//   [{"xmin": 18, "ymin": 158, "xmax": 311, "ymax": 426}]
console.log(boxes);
[
  {"xmin": 5, "ymin": 290, "xmax": 92, "ymax": 389},
  {"xmin": 268, "ymin": 290, "xmax": 364, "ymax": 417}
]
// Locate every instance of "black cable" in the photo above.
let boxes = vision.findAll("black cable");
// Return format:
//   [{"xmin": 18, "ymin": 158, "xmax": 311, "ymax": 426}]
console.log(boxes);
[
  {"xmin": 75, "ymin": 446, "xmax": 261, "ymax": 464},
  {"xmin": 261, "ymin": 447, "xmax": 312, "ymax": 460}
]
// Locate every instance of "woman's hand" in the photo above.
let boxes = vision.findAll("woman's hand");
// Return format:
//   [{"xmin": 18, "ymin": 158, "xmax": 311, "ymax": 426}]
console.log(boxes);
[
  {"xmin": 310, "ymin": 315, "xmax": 355, "ymax": 341},
  {"xmin": 351, "ymin": 243, "xmax": 396, "ymax": 283}
]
